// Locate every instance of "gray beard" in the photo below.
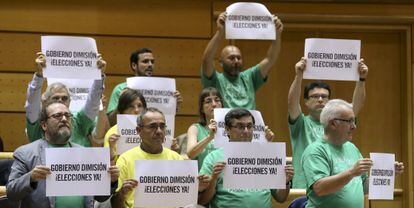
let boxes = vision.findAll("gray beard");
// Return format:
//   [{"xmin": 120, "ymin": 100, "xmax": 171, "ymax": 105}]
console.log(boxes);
[{"xmin": 48, "ymin": 129, "xmax": 71, "ymax": 144}]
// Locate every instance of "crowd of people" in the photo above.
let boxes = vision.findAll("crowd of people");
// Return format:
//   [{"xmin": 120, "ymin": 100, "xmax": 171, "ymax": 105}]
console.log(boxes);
[{"xmin": 3, "ymin": 11, "xmax": 405, "ymax": 208}]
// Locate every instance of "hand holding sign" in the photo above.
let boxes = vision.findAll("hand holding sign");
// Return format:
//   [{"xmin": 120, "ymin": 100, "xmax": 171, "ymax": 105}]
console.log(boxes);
[
  {"xmin": 350, "ymin": 158, "xmax": 373, "ymax": 177},
  {"xmin": 198, "ymin": 174, "xmax": 211, "ymax": 192},
  {"xmin": 31, "ymin": 165, "xmax": 51, "ymax": 182},
  {"xmin": 264, "ymin": 126, "xmax": 275, "ymax": 142},
  {"xmin": 274, "ymin": 15, "xmax": 283, "ymax": 34},
  {"xmin": 295, "ymin": 57, "xmax": 307, "ymax": 76},
  {"xmin": 35, "ymin": 52, "xmax": 46, "ymax": 77},
  {"xmin": 217, "ymin": 12, "xmax": 227, "ymax": 31},
  {"xmin": 120, "ymin": 179, "xmax": 139, "ymax": 195},
  {"xmin": 97, "ymin": 54, "xmax": 107, "ymax": 75},
  {"xmin": 208, "ymin": 119, "xmax": 217, "ymax": 138},
  {"xmin": 285, "ymin": 165, "xmax": 294, "ymax": 183},
  {"xmin": 108, "ymin": 165, "xmax": 120, "ymax": 183},
  {"xmin": 358, "ymin": 58, "xmax": 369, "ymax": 79},
  {"xmin": 394, "ymin": 162, "xmax": 404, "ymax": 174},
  {"xmin": 212, "ymin": 162, "xmax": 226, "ymax": 180}
]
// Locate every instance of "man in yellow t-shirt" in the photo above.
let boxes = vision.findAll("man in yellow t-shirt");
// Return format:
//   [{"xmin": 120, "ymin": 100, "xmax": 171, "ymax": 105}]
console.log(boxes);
[{"xmin": 111, "ymin": 107, "xmax": 210, "ymax": 208}]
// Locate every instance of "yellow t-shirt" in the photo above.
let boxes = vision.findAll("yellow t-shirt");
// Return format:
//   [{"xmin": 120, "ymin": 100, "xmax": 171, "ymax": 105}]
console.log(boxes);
[{"xmin": 116, "ymin": 146, "xmax": 183, "ymax": 208}]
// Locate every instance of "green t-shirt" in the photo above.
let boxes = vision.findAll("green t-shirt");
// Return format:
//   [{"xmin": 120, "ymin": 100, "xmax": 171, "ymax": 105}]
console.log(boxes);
[
  {"xmin": 302, "ymin": 139, "xmax": 367, "ymax": 208},
  {"xmin": 199, "ymin": 148, "xmax": 272, "ymax": 208},
  {"xmin": 201, "ymin": 65, "xmax": 266, "ymax": 110},
  {"xmin": 193, "ymin": 123, "xmax": 216, "ymax": 170},
  {"xmin": 288, "ymin": 113, "xmax": 324, "ymax": 188},
  {"xmin": 55, "ymin": 196, "xmax": 85, "ymax": 208},
  {"xmin": 26, "ymin": 109, "xmax": 95, "ymax": 147},
  {"xmin": 107, "ymin": 82, "xmax": 127, "ymax": 114}
]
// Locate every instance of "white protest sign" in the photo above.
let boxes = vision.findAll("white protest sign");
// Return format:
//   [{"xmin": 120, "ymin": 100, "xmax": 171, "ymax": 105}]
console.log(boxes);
[
  {"xmin": 47, "ymin": 78, "xmax": 95, "ymax": 112},
  {"xmin": 41, "ymin": 36, "xmax": 101, "ymax": 80},
  {"xmin": 117, "ymin": 115, "xmax": 140, "ymax": 155},
  {"xmin": 214, "ymin": 108, "xmax": 267, "ymax": 148},
  {"xmin": 134, "ymin": 160, "xmax": 198, "ymax": 207},
  {"xmin": 223, "ymin": 142, "xmax": 286, "ymax": 189},
  {"xmin": 369, "ymin": 153, "xmax": 395, "ymax": 200},
  {"xmin": 304, "ymin": 38, "xmax": 361, "ymax": 81},
  {"xmin": 126, "ymin": 77, "xmax": 176, "ymax": 115},
  {"xmin": 45, "ymin": 147, "xmax": 110, "ymax": 196},
  {"xmin": 225, "ymin": 2, "xmax": 275, "ymax": 40}
]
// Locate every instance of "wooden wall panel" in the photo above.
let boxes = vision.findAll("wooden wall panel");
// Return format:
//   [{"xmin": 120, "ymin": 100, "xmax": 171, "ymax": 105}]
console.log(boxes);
[
  {"xmin": 0, "ymin": 113, "xmax": 27, "ymax": 152},
  {"xmin": 214, "ymin": 1, "xmax": 414, "ymax": 17},
  {"xmin": 0, "ymin": 32, "xmax": 208, "ymax": 77},
  {"xmin": 0, "ymin": 0, "xmax": 211, "ymax": 38}
]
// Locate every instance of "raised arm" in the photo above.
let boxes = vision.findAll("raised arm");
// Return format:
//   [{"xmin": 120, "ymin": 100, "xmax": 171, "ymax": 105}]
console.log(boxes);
[
  {"xmin": 202, "ymin": 12, "xmax": 226, "ymax": 78},
  {"xmin": 258, "ymin": 16, "xmax": 283, "ymax": 78},
  {"xmin": 352, "ymin": 58, "xmax": 368, "ymax": 116},
  {"xmin": 186, "ymin": 120, "xmax": 216, "ymax": 159},
  {"xmin": 26, "ymin": 52, "xmax": 45, "ymax": 123},
  {"xmin": 287, "ymin": 58, "xmax": 306, "ymax": 121},
  {"xmin": 83, "ymin": 54, "xmax": 106, "ymax": 121}
]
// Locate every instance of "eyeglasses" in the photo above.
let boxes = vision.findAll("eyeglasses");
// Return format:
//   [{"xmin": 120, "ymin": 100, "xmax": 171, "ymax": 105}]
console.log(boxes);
[
  {"xmin": 51, "ymin": 95, "xmax": 70, "ymax": 102},
  {"xmin": 308, "ymin": 94, "xmax": 329, "ymax": 100},
  {"xmin": 334, "ymin": 118, "xmax": 356, "ymax": 126},
  {"xmin": 230, "ymin": 123, "xmax": 254, "ymax": 131},
  {"xmin": 48, "ymin": 112, "xmax": 73, "ymax": 120},
  {"xmin": 140, "ymin": 123, "xmax": 167, "ymax": 131},
  {"xmin": 204, "ymin": 98, "xmax": 222, "ymax": 105}
]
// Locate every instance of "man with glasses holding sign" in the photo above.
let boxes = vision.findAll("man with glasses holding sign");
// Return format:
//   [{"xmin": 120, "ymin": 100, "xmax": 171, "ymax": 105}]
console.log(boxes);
[
  {"xmin": 287, "ymin": 57, "xmax": 368, "ymax": 188},
  {"xmin": 7, "ymin": 101, "xmax": 119, "ymax": 208},
  {"xmin": 111, "ymin": 108, "xmax": 210, "ymax": 208},
  {"xmin": 199, "ymin": 108, "xmax": 294, "ymax": 208},
  {"xmin": 301, "ymin": 99, "xmax": 404, "ymax": 208}
]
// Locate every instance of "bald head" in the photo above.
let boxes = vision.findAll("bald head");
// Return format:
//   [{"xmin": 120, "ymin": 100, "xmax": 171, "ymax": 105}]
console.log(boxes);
[{"xmin": 220, "ymin": 45, "xmax": 243, "ymax": 77}]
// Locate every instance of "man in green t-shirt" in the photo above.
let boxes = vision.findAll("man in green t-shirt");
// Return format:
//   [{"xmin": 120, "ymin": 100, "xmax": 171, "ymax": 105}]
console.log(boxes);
[
  {"xmin": 8, "ymin": 102, "xmax": 119, "ymax": 208},
  {"xmin": 25, "ymin": 53, "xmax": 107, "ymax": 147},
  {"xmin": 200, "ymin": 12, "xmax": 283, "ymax": 110},
  {"xmin": 288, "ymin": 57, "xmax": 369, "ymax": 188},
  {"xmin": 106, "ymin": 48, "xmax": 183, "ymax": 126},
  {"xmin": 301, "ymin": 99, "xmax": 404, "ymax": 208},
  {"xmin": 199, "ymin": 108, "xmax": 294, "ymax": 208}
]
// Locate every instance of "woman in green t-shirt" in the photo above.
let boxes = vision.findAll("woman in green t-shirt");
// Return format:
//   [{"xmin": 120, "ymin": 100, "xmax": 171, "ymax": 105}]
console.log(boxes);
[{"xmin": 186, "ymin": 87, "xmax": 223, "ymax": 169}]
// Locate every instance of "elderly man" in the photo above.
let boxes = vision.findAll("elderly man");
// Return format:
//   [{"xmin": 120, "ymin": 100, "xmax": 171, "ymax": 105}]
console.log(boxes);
[
  {"xmin": 199, "ymin": 108, "xmax": 294, "ymax": 208},
  {"xmin": 25, "ymin": 52, "xmax": 106, "ymax": 146},
  {"xmin": 111, "ymin": 107, "xmax": 209, "ymax": 208},
  {"xmin": 107, "ymin": 48, "xmax": 183, "ymax": 126},
  {"xmin": 301, "ymin": 99, "xmax": 404, "ymax": 208},
  {"xmin": 7, "ymin": 101, "xmax": 119, "ymax": 208},
  {"xmin": 201, "ymin": 12, "xmax": 283, "ymax": 109},
  {"xmin": 288, "ymin": 57, "xmax": 369, "ymax": 188}
]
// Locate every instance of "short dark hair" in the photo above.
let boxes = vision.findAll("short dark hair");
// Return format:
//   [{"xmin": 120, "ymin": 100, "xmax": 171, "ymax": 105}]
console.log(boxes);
[
  {"xmin": 304, "ymin": 81, "xmax": 331, "ymax": 99},
  {"xmin": 224, "ymin": 108, "xmax": 255, "ymax": 128},
  {"xmin": 39, "ymin": 101, "xmax": 66, "ymax": 124},
  {"xmin": 117, "ymin": 88, "xmax": 147, "ymax": 114},
  {"xmin": 130, "ymin": 48, "xmax": 152, "ymax": 69},
  {"xmin": 198, "ymin": 87, "xmax": 223, "ymax": 126},
  {"xmin": 137, "ymin": 107, "xmax": 164, "ymax": 126}
]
